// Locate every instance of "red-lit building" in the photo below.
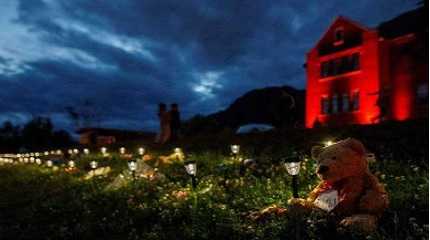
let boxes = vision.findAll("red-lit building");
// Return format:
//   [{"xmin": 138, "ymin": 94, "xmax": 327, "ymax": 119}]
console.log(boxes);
[{"xmin": 305, "ymin": 8, "xmax": 428, "ymax": 128}]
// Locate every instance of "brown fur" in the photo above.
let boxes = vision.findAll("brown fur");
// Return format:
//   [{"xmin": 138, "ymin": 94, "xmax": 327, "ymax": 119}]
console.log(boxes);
[
  {"xmin": 303, "ymin": 138, "xmax": 388, "ymax": 232},
  {"xmin": 251, "ymin": 138, "xmax": 389, "ymax": 233}
]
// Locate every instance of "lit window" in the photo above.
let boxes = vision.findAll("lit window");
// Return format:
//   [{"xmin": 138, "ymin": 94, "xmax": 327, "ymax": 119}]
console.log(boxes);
[
  {"xmin": 321, "ymin": 97, "xmax": 330, "ymax": 114},
  {"xmin": 342, "ymin": 94, "xmax": 350, "ymax": 112},
  {"xmin": 332, "ymin": 95, "xmax": 338, "ymax": 113},
  {"xmin": 352, "ymin": 92, "xmax": 360, "ymax": 110}
]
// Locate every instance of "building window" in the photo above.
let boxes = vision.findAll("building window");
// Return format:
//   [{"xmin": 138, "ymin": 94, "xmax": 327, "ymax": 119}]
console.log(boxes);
[
  {"xmin": 332, "ymin": 95, "xmax": 338, "ymax": 113},
  {"xmin": 334, "ymin": 28, "xmax": 344, "ymax": 45},
  {"xmin": 342, "ymin": 94, "xmax": 350, "ymax": 112},
  {"xmin": 320, "ymin": 62, "xmax": 329, "ymax": 77},
  {"xmin": 417, "ymin": 84, "xmax": 429, "ymax": 104},
  {"xmin": 352, "ymin": 91, "xmax": 360, "ymax": 110},
  {"xmin": 321, "ymin": 97, "xmax": 329, "ymax": 114},
  {"xmin": 320, "ymin": 53, "xmax": 360, "ymax": 78},
  {"xmin": 351, "ymin": 53, "xmax": 360, "ymax": 71}
]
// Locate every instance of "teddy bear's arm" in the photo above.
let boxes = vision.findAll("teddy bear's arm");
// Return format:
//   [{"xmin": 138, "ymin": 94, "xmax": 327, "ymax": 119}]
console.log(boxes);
[
  {"xmin": 332, "ymin": 177, "xmax": 364, "ymax": 217},
  {"xmin": 307, "ymin": 182, "xmax": 326, "ymax": 202}
]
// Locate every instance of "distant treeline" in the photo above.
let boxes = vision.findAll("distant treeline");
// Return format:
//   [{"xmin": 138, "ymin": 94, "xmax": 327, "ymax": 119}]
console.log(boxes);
[{"xmin": 0, "ymin": 117, "xmax": 75, "ymax": 153}]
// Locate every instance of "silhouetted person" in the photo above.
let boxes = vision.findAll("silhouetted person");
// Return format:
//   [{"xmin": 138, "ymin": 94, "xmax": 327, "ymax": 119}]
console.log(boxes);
[
  {"xmin": 369, "ymin": 87, "xmax": 391, "ymax": 123},
  {"xmin": 155, "ymin": 103, "xmax": 171, "ymax": 144},
  {"xmin": 169, "ymin": 103, "xmax": 181, "ymax": 142}
]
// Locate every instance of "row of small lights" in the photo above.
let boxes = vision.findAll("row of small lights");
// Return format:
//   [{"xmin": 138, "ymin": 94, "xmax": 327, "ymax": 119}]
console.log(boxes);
[
  {"xmin": 0, "ymin": 141, "xmax": 341, "ymax": 196},
  {"xmin": 0, "ymin": 146, "xmax": 147, "ymax": 172}
]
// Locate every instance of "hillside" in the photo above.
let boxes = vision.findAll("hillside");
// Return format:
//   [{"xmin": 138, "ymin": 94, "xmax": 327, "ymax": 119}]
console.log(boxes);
[{"xmin": 183, "ymin": 86, "xmax": 305, "ymax": 134}]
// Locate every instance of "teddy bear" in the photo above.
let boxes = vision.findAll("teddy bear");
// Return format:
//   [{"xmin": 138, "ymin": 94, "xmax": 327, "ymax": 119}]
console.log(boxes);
[{"xmin": 251, "ymin": 138, "xmax": 389, "ymax": 233}]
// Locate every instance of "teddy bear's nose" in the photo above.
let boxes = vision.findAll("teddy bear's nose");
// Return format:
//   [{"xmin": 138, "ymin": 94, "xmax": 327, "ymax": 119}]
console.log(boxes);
[{"xmin": 317, "ymin": 165, "xmax": 329, "ymax": 174}]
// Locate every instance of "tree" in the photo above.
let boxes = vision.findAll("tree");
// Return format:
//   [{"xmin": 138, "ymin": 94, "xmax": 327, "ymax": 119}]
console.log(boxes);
[{"xmin": 65, "ymin": 99, "xmax": 104, "ymax": 130}]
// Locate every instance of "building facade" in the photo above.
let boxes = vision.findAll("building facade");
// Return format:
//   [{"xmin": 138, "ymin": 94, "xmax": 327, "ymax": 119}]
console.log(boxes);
[{"xmin": 305, "ymin": 8, "xmax": 428, "ymax": 128}]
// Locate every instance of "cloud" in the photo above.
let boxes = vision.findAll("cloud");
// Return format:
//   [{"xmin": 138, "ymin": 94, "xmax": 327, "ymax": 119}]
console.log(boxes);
[{"xmin": 0, "ymin": 0, "xmax": 416, "ymax": 132}]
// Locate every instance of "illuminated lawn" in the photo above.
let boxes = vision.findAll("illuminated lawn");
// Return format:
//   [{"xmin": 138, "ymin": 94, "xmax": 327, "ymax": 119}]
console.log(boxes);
[{"xmin": 0, "ymin": 121, "xmax": 428, "ymax": 240}]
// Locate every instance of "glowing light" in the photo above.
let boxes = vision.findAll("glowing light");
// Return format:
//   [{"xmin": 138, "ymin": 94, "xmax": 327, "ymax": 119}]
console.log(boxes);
[
  {"xmin": 73, "ymin": 149, "xmax": 79, "ymax": 154},
  {"xmin": 230, "ymin": 145, "xmax": 240, "ymax": 155},
  {"xmin": 324, "ymin": 140, "xmax": 334, "ymax": 147},
  {"xmin": 101, "ymin": 147, "xmax": 107, "ymax": 154},
  {"xmin": 174, "ymin": 148, "xmax": 182, "ymax": 155},
  {"xmin": 184, "ymin": 161, "xmax": 197, "ymax": 176},
  {"xmin": 90, "ymin": 161, "xmax": 98, "ymax": 169},
  {"xmin": 128, "ymin": 160, "xmax": 137, "ymax": 172},
  {"xmin": 285, "ymin": 162, "xmax": 301, "ymax": 176},
  {"xmin": 119, "ymin": 147, "xmax": 126, "ymax": 154},
  {"xmin": 35, "ymin": 158, "xmax": 42, "ymax": 165},
  {"xmin": 138, "ymin": 147, "xmax": 145, "ymax": 155},
  {"xmin": 68, "ymin": 160, "xmax": 75, "ymax": 168},
  {"xmin": 46, "ymin": 160, "xmax": 53, "ymax": 167},
  {"xmin": 83, "ymin": 148, "xmax": 90, "ymax": 155}
]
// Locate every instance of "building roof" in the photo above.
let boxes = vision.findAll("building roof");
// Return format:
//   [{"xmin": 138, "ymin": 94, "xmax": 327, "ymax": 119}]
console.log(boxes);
[{"xmin": 378, "ymin": 7, "xmax": 427, "ymax": 39}]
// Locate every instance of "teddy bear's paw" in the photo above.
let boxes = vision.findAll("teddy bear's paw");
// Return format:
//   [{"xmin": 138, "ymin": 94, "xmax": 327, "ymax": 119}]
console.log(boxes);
[
  {"xmin": 338, "ymin": 214, "xmax": 378, "ymax": 233},
  {"xmin": 247, "ymin": 204, "xmax": 287, "ymax": 221},
  {"xmin": 288, "ymin": 198, "xmax": 313, "ymax": 208}
]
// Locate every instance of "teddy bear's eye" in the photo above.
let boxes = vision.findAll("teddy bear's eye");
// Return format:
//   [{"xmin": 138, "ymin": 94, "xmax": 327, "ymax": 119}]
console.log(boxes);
[{"xmin": 331, "ymin": 156, "xmax": 337, "ymax": 160}]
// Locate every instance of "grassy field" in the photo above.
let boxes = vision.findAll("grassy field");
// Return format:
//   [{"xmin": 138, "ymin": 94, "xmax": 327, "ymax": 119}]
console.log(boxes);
[{"xmin": 0, "ymin": 120, "xmax": 428, "ymax": 240}]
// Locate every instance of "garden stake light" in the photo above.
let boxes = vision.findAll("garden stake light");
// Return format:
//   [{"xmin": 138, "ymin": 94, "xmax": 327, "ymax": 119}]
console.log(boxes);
[
  {"xmin": 230, "ymin": 144, "xmax": 240, "ymax": 156},
  {"xmin": 46, "ymin": 160, "xmax": 53, "ymax": 168},
  {"xmin": 174, "ymin": 147, "xmax": 183, "ymax": 161},
  {"xmin": 138, "ymin": 147, "xmax": 145, "ymax": 156},
  {"xmin": 90, "ymin": 160, "xmax": 98, "ymax": 170},
  {"xmin": 73, "ymin": 149, "xmax": 79, "ymax": 155},
  {"xmin": 101, "ymin": 147, "xmax": 107, "ymax": 155},
  {"xmin": 120, "ymin": 147, "xmax": 126, "ymax": 155},
  {"xmin": 68, "ymin": 160, "xmax": 75, "ymax": 168},
  {"xmin": 128, "ymin": 159, "xmax": 137, "ymax": 179},
  {"xmin": 184, "ymin": 160, "xmax": 197, "ymax": 189},
  {"xmin": 83, "ymin": 148, "xmax": 90, "ymax": 155},
  {"xmin": 284, "ymin": 154, "xmax": 301, "ymax": 198}
]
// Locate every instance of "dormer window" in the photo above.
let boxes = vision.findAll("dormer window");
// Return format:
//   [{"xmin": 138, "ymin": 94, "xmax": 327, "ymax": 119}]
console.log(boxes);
[{"xmin": 334, "ymin": 27, "xmax": 344, "ymax": 46}]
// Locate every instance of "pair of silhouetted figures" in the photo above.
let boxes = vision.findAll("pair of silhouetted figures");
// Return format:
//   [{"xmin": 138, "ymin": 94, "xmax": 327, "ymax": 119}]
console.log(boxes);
[{"xmin": 155, "ymin": 103, "xmax": 181, "ymax": 144}]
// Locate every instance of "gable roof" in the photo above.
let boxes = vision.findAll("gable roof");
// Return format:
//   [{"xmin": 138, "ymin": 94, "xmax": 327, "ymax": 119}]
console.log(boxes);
[{"xmin": 312, "ymin": 16, "xmax": 372, "ymax": 50}]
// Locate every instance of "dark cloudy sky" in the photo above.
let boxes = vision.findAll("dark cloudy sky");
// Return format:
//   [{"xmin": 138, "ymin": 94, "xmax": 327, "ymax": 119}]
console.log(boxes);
[{"xmin": 0, "ymin": 0, "xmax": 416, "ymax": 132}]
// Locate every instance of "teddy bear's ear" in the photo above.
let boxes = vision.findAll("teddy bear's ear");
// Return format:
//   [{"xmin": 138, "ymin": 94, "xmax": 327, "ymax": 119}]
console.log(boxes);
[
  {"xmin": 311, "ymin": 146, "xmax": 324, "ymax": 160},
  {"xmin": 342, "ymin": 138, "xmax": 365, "ymax": 156}
]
